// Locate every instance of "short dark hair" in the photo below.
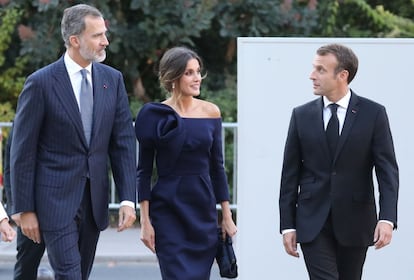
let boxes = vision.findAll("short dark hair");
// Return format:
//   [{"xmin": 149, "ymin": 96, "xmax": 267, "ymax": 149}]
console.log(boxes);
[
  {"xmin": 317, "ymin": 43, "xmax": 359, "ymax": 84},
  {"xmin": 158, "ymin": 46, "xmax": 205, "ymax": 93}
]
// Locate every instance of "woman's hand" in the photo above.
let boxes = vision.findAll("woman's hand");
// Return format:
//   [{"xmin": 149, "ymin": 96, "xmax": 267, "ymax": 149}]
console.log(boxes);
[
  {"xmin": 220, "ymin": 201, "xmax": 237, "ymax": 238},
  {"xmin": 140, "ymin": 220, "xmax": 156, "ymax": 253}
]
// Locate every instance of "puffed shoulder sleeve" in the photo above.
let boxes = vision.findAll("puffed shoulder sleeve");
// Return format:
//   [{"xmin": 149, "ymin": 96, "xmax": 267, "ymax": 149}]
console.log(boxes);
[
  {"xmin": 135, "ymin": 103, "xmax": 184, "ymax": 143},
  {"xmin": 135, "ymin": 102, "xmax": 186, "ymax": 177}
]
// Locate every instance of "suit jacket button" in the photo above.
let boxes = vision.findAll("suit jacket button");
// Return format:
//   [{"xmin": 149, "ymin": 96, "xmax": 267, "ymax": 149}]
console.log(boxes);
[{"xmin": 331, "ymin": 171, "xmax": 336, "ymax": 175}]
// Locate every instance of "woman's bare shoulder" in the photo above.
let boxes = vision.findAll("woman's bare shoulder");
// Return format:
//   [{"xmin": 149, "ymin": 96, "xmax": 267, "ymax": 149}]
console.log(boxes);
[{"xmin": 198, "ymin": 99, "xmax": 221, "ymax": 118}]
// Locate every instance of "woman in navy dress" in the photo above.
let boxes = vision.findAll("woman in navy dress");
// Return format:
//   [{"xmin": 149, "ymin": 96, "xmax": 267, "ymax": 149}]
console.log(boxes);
[{"xmin": 135, "ymin": 46, "xmax": 237, "ymax": 280}]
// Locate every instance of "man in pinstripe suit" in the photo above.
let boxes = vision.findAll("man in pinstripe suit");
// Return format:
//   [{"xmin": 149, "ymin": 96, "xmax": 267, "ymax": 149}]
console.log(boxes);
[{"xmin": 10, "ymin": 4, "xmax": 137, "ymax": 279}]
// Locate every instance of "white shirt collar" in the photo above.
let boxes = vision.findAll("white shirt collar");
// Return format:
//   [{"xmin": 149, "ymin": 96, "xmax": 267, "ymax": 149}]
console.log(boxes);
[
  {"xmin": 323, "ymin": 90, "xmax": 351, "ymax": 110},
  {"xmin": 64, "ymin": 52, "xmax": 92, "ymax": 75}
]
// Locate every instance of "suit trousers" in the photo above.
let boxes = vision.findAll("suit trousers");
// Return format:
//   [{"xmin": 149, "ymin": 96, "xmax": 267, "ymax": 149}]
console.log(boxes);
[
  {"xmin": 42, "ymin": 181, "xmax": 100, "ymax": 280},
  {"xmin": 300, "ymin": 213, "xmax": 368, "ymax": 280},
  {"xmin": 14, "ymin": 227, "xmax": 46, "ymax": 280}
]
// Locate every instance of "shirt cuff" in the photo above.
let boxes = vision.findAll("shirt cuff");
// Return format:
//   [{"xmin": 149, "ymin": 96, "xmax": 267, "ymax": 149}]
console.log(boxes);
[
  {"xmin": 120, "ymin": 200, "xmax": 135, "ymax": 209},
  {"xmin": 378, "ymin": 220, "xmax": 394, "ymax": 228},
  {"xmin": 282, "ymin": 229, "xmax": 296, "ymax": 235}
]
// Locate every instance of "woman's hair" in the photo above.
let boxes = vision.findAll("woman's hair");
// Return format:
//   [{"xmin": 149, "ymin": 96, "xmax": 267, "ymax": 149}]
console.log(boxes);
[
  {"xmin": 316, "ymin": 43, "xmax": 359, "ymax": 84},
  {"xmin": 61, "ymin": 4, "xmax": 103, "ymax": 48},
  {"xmin": 158, "ymin": 46, "xmax": 205, "ymax": 92}
]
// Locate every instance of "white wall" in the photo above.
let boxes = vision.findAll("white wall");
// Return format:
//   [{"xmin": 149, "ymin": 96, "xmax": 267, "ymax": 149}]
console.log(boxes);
[{"xmin": 236, "ymin": 37, "xmax": 414, "ymax": 279}]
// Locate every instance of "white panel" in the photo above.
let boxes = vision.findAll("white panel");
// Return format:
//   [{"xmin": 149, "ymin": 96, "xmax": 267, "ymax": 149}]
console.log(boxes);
[{"xmin": 236, "ymin": 37, "xmax": 414, "ymax": 279}]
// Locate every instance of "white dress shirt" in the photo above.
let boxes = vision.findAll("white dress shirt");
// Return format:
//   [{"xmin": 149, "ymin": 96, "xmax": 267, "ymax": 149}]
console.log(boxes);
[
  {"xmin": 323, "ymin": 90, "xmax": 351, "ymax": 134},
  {"xmin": 64, "ymin": 52, "xmax": 92, "ymax": 111},
  {"xmin": 63, "ymin": 52, "xmax": 134, "ymax": 209}
]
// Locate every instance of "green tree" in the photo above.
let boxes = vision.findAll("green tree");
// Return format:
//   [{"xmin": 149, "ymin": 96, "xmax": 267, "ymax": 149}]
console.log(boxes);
[
  {"xmin": 2, "ymin": 1, "xmax": 319, "ymax": 114},
  {"xmin": 314, "ymin": 0, "xmax": 414, "ymax": 37},
  {"xmin": 0, "ymin": 6, "xmax": 28, "ymax": 122},
  {"xmin": 3, "ymin": 0, "xmax": 414, "ymax": 119}
]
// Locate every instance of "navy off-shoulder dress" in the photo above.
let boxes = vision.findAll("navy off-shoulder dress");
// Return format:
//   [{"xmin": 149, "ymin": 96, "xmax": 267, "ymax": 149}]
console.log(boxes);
[{"xmin": 135, "ymin": 103, "xmax": 230, "ymax": 280}]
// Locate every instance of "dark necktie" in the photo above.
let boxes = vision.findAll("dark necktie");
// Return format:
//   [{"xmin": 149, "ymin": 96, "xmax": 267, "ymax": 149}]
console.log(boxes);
[
  {"xmin": 326, "ymin": 103, "xmax": 339, "ymax": 156},
  {"xmin": 80, "ymin": 69, "xmax": 93, "ymax": 145}
]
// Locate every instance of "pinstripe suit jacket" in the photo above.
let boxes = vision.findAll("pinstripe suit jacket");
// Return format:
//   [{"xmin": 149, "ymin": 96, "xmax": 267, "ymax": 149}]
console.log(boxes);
[
  {"xmin": 279, "ymin": 91, "xmax": 399, "ymax": 246},
  {"xmin": 10, "ymin": 56, "xmax": 136, "ymax": 231}
]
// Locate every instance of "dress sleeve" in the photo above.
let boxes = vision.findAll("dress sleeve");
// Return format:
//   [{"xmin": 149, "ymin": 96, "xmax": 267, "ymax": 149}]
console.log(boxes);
[
  {"xmin": 135, "ymin": 105, "xmax": 155, "ymax": 202},
  {"xmin": 136, "ymin": 140, "xmax": 155, "ymax": 202},
  {"xmin": 210, "ymin": 119, "xmax": 230, "ymax": 203},
  {"xmin": 134, "ymin": 103, "xmax": 186, "ymax": 201}
]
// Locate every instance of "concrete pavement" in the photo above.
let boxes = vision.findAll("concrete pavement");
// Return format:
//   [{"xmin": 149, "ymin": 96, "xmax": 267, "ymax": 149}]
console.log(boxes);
[{"xmin": 0, "ymin": 227, "xmax": 157, "ymax": 263}]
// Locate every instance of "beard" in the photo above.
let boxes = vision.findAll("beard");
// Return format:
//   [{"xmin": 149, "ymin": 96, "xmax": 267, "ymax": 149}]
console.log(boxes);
[{"xmin": 79, "ymin": 44, "xmax": 106, "ymax": 63}]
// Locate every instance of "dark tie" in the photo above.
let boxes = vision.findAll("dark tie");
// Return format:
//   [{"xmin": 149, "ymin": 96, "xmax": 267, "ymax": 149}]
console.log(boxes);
[
  {"xmin": 326, "ymin": 103, "xmax": 339, "ymax": 156},
  {"xmin": 80, "ymin": 69, "xmax": 93, "ymax": 145}
]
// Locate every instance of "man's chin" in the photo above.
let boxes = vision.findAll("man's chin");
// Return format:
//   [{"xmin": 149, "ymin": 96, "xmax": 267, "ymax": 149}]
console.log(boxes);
[{"xmin": 94, "ymin": 53, "xmax": 106, "ymax": 63}]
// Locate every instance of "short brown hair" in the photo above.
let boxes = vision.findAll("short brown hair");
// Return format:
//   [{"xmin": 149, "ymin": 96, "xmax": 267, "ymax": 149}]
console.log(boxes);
[{"xmin": 317, "ymin": 43, "xmax": 358, "ymax": 84}]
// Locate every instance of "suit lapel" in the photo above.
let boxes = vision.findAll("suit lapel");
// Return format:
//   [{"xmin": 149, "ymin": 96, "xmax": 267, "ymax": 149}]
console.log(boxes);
[
  {"xmin": 90, "ymin": 63, "xmax": 109, "ymax": 147},
  {"xmin": 313, "ymin": 97, "xmax": 332, "ymax": 159},
  {"xmin": 333, "ymin": 91, "xmax": 360, "ymax": 162},
  {"xmin": 52, "ymin": 57, "xmax": 87, "ymax": 147}
]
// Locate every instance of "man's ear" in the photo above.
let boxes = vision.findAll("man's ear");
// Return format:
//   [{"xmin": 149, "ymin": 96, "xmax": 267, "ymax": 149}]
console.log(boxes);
[
  {"xmin": 339, "ymin": 69, "xmax": 349, "ymax": 82},
  {"xmin": 69, "ymin": 35, "xmax": 80, "ymax": 48}
]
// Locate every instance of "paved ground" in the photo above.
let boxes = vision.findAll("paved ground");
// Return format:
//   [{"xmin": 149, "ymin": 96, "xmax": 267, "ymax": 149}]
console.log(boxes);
[
  {"xmin": 0, "ymin": 226, "xmax": 225, "ymax": 279},
  {"xmin": 0, "ymin": 226, "xmax": 155, "ymax": 263}
]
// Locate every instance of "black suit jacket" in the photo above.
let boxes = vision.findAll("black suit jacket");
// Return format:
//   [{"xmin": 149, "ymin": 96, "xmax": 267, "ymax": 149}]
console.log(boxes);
[{"xmin": 279, "ymin": 91, "xmax": 399, "ymax": 247}]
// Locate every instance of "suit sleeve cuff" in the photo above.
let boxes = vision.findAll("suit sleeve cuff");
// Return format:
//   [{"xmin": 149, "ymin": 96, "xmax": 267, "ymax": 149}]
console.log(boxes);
[{"xmin": 120, "ymin": 200, "xmax": 135, "ymax": 209}]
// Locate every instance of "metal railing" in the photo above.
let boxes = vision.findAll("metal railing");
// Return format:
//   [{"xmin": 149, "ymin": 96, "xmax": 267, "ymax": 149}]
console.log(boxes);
[{"xmin": 0, "ymin": 121, "xmax": 238, "ymax": 211}]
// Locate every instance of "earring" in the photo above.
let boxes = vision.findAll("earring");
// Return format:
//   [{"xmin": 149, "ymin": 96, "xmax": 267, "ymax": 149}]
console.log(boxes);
[{"xmin": 172, "ymin": 83, "xmax": 175, "ymax": 89}]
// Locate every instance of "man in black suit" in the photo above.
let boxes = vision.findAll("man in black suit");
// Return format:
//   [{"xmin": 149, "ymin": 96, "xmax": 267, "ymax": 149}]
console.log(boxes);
[
  {"xmin": 10, "ymin": 4, "xmax": 137, "ymax": 279},
  {"xmin": 279, "ymin": 43, "xmax": 399, "ymax": 279}
]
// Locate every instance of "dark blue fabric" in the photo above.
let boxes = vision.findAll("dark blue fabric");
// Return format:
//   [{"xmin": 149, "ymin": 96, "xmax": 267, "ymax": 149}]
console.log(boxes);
[
  {"xmin": 10, "ymin": 56, "xmax": 136, "ymax": 279},
  {"xmin": 10, "ymin": 56, "xmax": 137, "ymax": 231},
  {"xmin": 135, "ymin": 103, "xmax": 230, "ymax": 279}
]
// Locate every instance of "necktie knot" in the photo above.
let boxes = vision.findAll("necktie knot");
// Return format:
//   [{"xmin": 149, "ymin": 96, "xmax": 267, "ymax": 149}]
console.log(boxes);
[
  {"xmin": 329, "ymin": 103, "xmax": 338, "ymax": 114},
  {"xmin": 80, "ymin": 68, "xmax": 87, "ymax": 79}
]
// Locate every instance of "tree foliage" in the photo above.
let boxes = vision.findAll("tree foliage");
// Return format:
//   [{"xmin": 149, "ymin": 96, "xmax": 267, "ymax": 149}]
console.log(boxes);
[
  {"xmin": 0, "ymin": 6, "xmax": 27, "ymax": 122},
  {"xmin": 0, "ymin": 0, "xmax": 414, "ymax": 123},
  {"xmin": 315, "ymin": 0, "xmax": 414, "ymax": 37}
]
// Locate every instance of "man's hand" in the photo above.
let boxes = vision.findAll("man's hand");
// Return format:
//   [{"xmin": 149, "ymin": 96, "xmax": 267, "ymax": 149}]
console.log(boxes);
[
  {"xmin": 117, "ymin": 205, "xmax": 136, "ymax": 232},
  {"xmin": 283, "ymin": 231, "xmax": 300, "ymax": 258},
  {"xmin": 11, "ymin": 213, "xmax": 21, "ymax": 227},
  {"xmin": 374, "ymin": 221, "xmax": 393, "ymax": 249},
  {"xmin": 19, "ymin": 212, "xmax": 41, "ymax": 243}
]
